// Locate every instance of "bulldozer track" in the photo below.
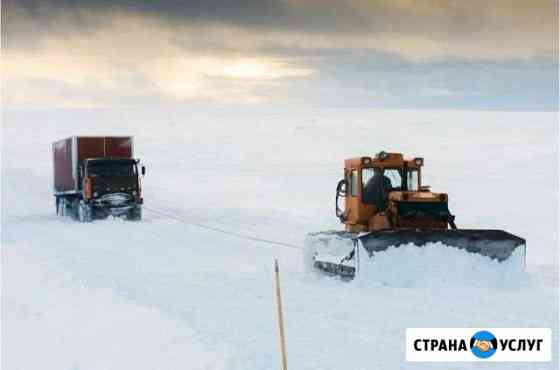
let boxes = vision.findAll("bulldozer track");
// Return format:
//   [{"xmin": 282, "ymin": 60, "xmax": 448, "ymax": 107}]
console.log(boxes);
[{"xmin": 143, "ymin": 206, "xmax": 303, "ymax": 251}]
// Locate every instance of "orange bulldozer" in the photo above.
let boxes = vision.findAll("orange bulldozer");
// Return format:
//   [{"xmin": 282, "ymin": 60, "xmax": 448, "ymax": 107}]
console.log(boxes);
[{"xmin": 304, "ymin": 152, "xmax": 526, "ymax": 279}]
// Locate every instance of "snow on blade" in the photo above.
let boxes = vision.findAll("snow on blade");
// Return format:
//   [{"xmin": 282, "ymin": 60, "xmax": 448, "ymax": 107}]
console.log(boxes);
[{"xmin": 356, "ymin": 242, "xmax": 527, "ymax": 289}]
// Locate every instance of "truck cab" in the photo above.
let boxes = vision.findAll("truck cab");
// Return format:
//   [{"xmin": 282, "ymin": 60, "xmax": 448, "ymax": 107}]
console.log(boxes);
[{"xmin": 80, "ymin": 158, "xmax": 145, "ymax": 218}]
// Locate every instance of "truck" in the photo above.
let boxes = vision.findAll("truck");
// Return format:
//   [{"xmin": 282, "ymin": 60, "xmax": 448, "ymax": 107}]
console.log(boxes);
[{"xmin": 53, "ymin": 136, "xmax": 145, "ymax": 222}]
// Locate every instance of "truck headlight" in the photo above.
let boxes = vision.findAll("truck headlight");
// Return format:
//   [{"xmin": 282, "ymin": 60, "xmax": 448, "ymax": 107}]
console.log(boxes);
[
  {"xmin": 93, "ymin": 192, "xmax": 98, "ymax": 197},
  {"xmin": 414, "ymin": 157, "xmax": 424, "ymax": 166}
]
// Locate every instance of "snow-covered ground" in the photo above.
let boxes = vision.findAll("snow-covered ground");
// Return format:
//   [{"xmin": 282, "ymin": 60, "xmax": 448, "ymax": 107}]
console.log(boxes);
[{"xmin": 2, "ymin": 108, "xmax": 558, "ymax": 369}]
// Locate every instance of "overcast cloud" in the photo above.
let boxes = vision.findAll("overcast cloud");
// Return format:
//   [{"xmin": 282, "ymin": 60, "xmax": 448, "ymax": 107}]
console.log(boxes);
[{"xmin": 2, "ymin": 0, "xmax": 558, "ymax": 109}]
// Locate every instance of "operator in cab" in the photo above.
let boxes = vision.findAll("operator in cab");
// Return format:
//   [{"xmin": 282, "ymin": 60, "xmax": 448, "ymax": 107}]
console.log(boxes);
[{"xmin": 363, "ymin": 167, "xmax": 393, "ymax": 210}]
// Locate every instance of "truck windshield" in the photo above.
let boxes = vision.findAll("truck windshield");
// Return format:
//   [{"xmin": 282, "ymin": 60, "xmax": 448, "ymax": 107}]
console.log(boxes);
[{"xmin": 87, "ymin": 161, "xmax": 136, "ymax": 177}]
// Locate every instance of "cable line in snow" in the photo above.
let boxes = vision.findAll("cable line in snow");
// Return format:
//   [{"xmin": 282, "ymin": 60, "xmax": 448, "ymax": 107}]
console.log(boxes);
[{"xmin": 143, "ymin": 206, "xmax": 303, "ymax": 251}]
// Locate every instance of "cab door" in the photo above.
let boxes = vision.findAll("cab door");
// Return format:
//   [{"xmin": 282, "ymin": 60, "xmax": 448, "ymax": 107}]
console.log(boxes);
[{"xmin": 345, "ymin": 167, "xmax": 376, "ymax": 230}]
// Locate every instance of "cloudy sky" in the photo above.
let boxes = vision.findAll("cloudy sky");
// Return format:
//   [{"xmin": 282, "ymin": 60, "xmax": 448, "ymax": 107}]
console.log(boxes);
[{"xmin": 3, "ymin": 0, "xmax": 558, "ymax": 110}]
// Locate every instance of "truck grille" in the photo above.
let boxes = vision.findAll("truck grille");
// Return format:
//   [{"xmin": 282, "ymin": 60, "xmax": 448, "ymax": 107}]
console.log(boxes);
[{"xmin": 98, "ymin": 192, "xmax": 132, "ymax": 206}]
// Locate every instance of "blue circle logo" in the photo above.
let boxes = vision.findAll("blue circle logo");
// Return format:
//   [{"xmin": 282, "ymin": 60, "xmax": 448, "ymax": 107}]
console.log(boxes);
[{"xmin": 470, "ymin": 330, "xmax": 498, "ymax": 359}]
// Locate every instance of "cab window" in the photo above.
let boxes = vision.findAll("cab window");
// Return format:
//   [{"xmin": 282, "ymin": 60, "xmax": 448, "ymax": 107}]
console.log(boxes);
[
  {"xmin": 87, "ymin": 161, "xmax": 136, "ymax": 177},
  {"xmin": 350, "ymin": 169, "xmax": 358, "ymax": 197},
  {"xmin": 362, "ymin": 168, "xmax": 403, "ymax": 191},
  {"xmin": 407, "ymin": 170, "xmax": 419, "ymax": 191},
  {"xmin": 384, "ymin": 169, "xmax": 402, "ymax": 188}
]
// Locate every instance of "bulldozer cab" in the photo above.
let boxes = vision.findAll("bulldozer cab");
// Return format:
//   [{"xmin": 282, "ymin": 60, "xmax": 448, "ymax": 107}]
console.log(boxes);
[{"xmin": 337, "ymin": 152, "xmax": 448, "ymax": 232}]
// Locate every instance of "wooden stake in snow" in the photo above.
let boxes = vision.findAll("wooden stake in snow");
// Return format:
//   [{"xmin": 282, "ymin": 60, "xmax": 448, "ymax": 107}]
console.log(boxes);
[{"xmin": 274, "ymin": 259, "xmax": 288, "ymax": 370}]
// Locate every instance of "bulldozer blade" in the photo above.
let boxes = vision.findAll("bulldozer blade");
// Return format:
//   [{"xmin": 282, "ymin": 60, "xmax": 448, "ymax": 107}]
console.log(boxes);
[
  {"xmin": 313, "ymin": 260, "xmax": 356, "ymax": 280},
  {"xmin": 358, "ymin": 229, "xmax": 526, "ymax": 263},
  {"xmin": 304, "ymin": 231, "xmax": 358, "ymax": 280},
  {"xmin": 305, "ymin": 229, "xmax": 525, "ymax": 280}
]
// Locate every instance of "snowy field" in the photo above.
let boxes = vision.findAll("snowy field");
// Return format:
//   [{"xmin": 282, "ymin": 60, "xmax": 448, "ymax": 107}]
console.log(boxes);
[{"xmin": 2, "ymin": 108, "xmax": 558, "ymax": 369}]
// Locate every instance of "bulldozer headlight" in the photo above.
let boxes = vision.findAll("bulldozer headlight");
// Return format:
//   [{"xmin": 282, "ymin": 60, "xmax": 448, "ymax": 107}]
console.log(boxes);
[
  {"xmin": 414, "ymin": 157, "xmax": 424, "ymax": 166},
  {"xmin": 362, "ymin": 157, "xmax": 372, "ymax": 165},
  {"xmin": 378, "ymin": 151, "xmax": 388, "ymax": 160}
]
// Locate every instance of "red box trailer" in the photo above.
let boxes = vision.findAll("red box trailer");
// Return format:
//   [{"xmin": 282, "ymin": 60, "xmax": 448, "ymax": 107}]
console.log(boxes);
[
  {"xmin": 53, "ymin": 136, "xmax": 134, "ymax": 193},
  {"xmin": 52, "ymin": 136, "xmax": 143, "ymax": 222}
]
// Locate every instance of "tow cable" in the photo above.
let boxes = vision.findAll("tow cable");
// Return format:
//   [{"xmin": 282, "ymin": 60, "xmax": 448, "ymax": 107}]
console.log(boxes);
[{"xmin": 143, "ymin": 206, "xmax": 303, "ymax": 251}]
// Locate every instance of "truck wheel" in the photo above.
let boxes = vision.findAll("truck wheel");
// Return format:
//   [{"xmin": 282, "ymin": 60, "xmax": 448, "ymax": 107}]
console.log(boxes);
[
  {"xmin": 56, "ymin": 198, "xmax": 66, "ymax": 217},
  {"xmin": 126, "ymin": 206, "xmax": 142, "ymax": 221},
  {"xmin": 78, "ymin": 201, "xmax": 93, "ymax": 223}
]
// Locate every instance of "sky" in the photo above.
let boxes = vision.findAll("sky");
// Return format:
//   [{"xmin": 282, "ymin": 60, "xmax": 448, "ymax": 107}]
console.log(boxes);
[{"xmin": 2, "ymin": 0, "xmax": 558, "ymax": 110}]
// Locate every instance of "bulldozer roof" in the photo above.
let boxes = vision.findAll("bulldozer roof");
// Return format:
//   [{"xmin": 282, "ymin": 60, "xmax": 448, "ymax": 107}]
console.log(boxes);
[{"xmin": 345, "ymin": 152, "xmax": 423, "ymax": 169}]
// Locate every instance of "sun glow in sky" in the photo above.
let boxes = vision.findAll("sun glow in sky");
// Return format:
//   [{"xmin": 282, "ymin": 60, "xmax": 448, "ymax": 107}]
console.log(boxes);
[{"xmin": 218, "ymin": 60, "xmax": 313, "ymax": 80}]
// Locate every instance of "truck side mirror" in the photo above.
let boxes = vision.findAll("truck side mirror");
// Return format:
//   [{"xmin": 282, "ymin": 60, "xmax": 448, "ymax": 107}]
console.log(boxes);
[{"xmin": 141, "ymin": 166, "xmax": 146, "ymax": 176}]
